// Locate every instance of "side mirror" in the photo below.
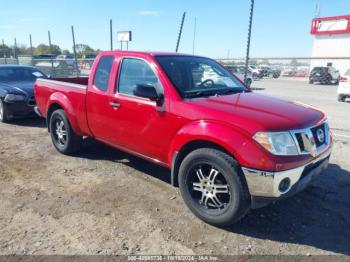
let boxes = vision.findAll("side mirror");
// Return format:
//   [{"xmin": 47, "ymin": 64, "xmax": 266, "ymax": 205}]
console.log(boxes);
[{"xmin": 134, "ymin": 84, "xmax": 163, "ymax": 104}]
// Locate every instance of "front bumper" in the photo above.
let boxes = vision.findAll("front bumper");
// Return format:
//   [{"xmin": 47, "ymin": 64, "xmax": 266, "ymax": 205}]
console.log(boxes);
[
  {"xmin": 241, "ymin": 149, "xmax": 331, "ymax": 200},
  {"xmin": 5, "ymin": 101, "xmax": 36, "ymax": 119}
]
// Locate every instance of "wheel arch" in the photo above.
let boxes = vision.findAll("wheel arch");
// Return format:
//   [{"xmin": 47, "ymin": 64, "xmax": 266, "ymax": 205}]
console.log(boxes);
[
  {"xmin": 171, "ymin": 139, "xmax": 233, "ymax": 187},
  {"xmin": 46, "ymin": 93, "xmax": 84, "ymax": 135}
]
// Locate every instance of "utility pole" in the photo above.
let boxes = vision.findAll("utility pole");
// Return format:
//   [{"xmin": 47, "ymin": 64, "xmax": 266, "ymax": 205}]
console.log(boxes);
[
  {"xmin": 175, "ymin": 12, "xmax": 186, "ymax": 53},
  {"xmin": 71, "ymin": 26, "xmax": 79, "ymax": 77},
  {"xmin": 110, "ymin": 19, "xmax": 113, "ymax": 50},
  {"xmin": 244, "ymin": 0, "xmax": 254, "ymax": 84},
  {"xmin": 29, "ymin": 34, "xmax": 33, "ymax": 56},
  {"xmin": 2, "ymin": 39, "xmax": 7, "ymax": 64},
  {"xmin": 192, "ymin": 17, "xmax": 197, "ymax": 55},
  {"xmin": 48, "ymin": 30, "xmax": 54, "ymax": 74},
  {"xmin": 14, "ymin": 38, "xmax": 18, "ymax": 64}
]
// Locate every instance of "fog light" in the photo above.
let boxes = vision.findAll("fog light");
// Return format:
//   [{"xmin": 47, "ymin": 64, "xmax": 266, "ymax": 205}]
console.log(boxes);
[{"xmin": 278, "ymin": 178, "xmax": 291, "ymax": 193}]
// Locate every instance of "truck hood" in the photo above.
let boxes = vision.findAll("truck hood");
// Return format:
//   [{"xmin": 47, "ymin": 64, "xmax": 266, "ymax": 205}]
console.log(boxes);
[{"xmin": 188, "ymin": 92, "xmax": 325, "ymax": 134}]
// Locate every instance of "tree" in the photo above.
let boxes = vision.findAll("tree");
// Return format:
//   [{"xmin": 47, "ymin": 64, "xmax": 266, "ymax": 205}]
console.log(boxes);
[
  {"xmin": 74, "ymin": 44, "xmax": 95, "ymax": 58},
  {"xmin": 62, "ymin": 49, "xmax": 71, "ymax": 55},
  {"xmin": 0, "ymin": 44, "xmax": 12, "ymax": 58},
  {"xmin": 34, "ymin": 43, "xmax": 61, "ymax": 55}
]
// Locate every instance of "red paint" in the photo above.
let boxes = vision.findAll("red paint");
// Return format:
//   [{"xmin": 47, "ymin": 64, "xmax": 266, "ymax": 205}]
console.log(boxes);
[
  {"xmin": 311, "ymin": 15, "xmax": 350, "ymax": 35},
  {"xmin": 34, "ymin": 51, "xmax": 326, "ymax": 172},
  {"xmin": 340, "ymin": 76, "xmax": 348, "ymax": 82}
]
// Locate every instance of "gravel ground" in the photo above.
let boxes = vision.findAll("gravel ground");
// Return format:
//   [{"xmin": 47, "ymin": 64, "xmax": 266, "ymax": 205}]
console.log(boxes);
[{"xmin": 0, "ymin": 78, "xmax": 349, "ymax": 256}]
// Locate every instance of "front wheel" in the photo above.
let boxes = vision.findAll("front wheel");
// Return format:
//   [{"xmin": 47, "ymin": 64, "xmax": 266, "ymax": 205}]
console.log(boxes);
[
  {"xmin": 178, "ymin": 148, "xmax": 250, "ymax": 226},
  {"xmin": 49, "ymin": 109, "xmax": 82, "ymax": 154},
  {"xmin": 0, "ymin": 99, "xmax": 9, "ymax": 123}
]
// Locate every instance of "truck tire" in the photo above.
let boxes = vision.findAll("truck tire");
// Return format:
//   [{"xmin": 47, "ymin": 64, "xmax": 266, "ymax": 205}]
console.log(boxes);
[
  {"xmin": 49, "ymin": 109, "xmax": 82, "ymax": 154},
  {"xmin": 338, "ymin": 95, "xmax": 345, "ymax": 102},
  {"xmin": 178, "ymin": 148, "xmax": 250, "ymax": 226},
  {"xmin": 0, "ymin": 99, "xmax": 9, "ymax": 123}
]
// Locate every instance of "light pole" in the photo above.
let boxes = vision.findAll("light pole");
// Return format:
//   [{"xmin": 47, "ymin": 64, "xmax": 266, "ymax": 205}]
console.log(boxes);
[{"xmin": 244, "ymin": 0, "xmax": 255, "ymax": 83}]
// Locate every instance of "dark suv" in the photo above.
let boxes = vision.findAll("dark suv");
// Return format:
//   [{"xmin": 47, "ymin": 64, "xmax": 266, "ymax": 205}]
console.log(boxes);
[{"xmin": 309, "ymin": 67, "xmax": 340, "ymax": 85}]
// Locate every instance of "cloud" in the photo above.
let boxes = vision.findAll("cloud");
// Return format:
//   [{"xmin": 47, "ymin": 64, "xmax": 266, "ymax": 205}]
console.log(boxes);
[
  {"xmin": 18, "ymin": 17, "xmax": 44, "ymax": 22},
  {"xmin": 0, "ymin": 25, "xmax": 14, "ymax": 29},
  {"xmin": 138, "ymin": 10, "xmax": 160, "ymax": 16}
]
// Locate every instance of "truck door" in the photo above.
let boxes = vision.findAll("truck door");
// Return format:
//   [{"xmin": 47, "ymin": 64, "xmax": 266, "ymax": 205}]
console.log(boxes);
[
  {"xmin": 107, "ymin": 57, "xmax": 174, "ymax": 164},
  {"xmin": 86, "ymin": 55, "xmax": 121, "ymax": 142}
]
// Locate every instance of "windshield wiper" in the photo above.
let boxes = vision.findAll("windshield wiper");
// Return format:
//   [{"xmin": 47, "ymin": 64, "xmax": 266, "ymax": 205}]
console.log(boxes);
[
  {"xmin": 183, "ymin": 88, "xmax": 246, "ymax": 99},
  {"xmin": 183, "ymin": 90, "xmax": 218, "ymax": 98},
  {"xmin": 215, "ymin": 88, "xmax": 244, "ymax": 96}
]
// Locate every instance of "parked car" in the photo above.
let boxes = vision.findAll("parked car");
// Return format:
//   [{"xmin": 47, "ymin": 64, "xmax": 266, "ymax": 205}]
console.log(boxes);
[
  {"xmin": 294, "ymin": 70, "xmax": 308, "ymax": 77},
  {"xmin": 56, "ymin": 54, "xmax": 76, "ymax": 66},
  {"xmin": 337, "ymin": 69, "xmax": 350, "ymax": 102},
  {"xmin": 248, "ymin": 65, "xmax": 261, "ymax": 80},
  {"xmin": 34, "ymin": 51, "xmax": 332, "ymax": 226},
  {"xmin": 309, "ymin": 66, "xmax": 340, "ymax": 85},
  {"xmin": 0, "ymin": 65, "xmax": 47, "ymax": 122},
  {"xmin": 225, "ymin": 65, "xmax": 253, "ymax": 87},
  {"xmin": 258, "ymin": 66, "xmax": 281, "ymax": 78},
  {"xmin": 281, "ymin": 68, "xmax": 296, "ymax": 77}
]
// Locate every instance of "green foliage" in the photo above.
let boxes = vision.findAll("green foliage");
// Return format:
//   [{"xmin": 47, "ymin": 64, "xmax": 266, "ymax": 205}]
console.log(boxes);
[
  {"xmin": 74, "ymin": 44, "xmax": 96, "ymax": 58},
  {"xmin": 34, "ymin": 43, "xmax": 61, "ymax": 55}
]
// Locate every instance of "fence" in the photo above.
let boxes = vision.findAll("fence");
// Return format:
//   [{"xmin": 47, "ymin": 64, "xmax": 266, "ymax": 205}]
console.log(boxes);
[
  {"xmin": 0, "ymin": 57, "xmax": 94, "ymax": 77},
  {"xmin": 1, "ymin": 56, "xmax": 350, "ymax": 78},
  {"xmin": 217, "ymin": 57, "xmax": 350, "ymax": 76}
]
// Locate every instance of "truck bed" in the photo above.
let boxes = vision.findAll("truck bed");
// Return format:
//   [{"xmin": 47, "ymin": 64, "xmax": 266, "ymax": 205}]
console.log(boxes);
[{"xmin": 34, "ymin": 77, "xmax": 91, "ymax": 136}]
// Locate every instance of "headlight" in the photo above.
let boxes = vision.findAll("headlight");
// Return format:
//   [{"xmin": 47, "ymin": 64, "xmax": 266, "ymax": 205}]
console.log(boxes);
[
  {"xmin": 4, "ymin": 94, "xmax": 26, "ymax": 102},
  {"xmin": 253, "ymin": 132, "xmax": 299, "ymax": 156}
]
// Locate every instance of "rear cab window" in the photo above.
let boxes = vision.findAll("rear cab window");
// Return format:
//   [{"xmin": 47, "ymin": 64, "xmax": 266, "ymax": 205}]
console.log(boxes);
[{"xmin": 93, "ymin": 56, "xmax": 114, "ymax": 91}]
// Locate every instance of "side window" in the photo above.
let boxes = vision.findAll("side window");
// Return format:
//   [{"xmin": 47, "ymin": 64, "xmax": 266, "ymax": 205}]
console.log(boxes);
[
  {"xmin": 118, "ymin": 58, "xmax": 161, "ymax": 96},
  {"xmin": 93, "ymin": 56, "xmax": 114, "ymax": 91}
]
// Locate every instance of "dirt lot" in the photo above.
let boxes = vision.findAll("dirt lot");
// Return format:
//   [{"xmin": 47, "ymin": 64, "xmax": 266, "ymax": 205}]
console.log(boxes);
[{"xmin": 0, "ymin": 78, "xmax": 349, "ymax": 256}]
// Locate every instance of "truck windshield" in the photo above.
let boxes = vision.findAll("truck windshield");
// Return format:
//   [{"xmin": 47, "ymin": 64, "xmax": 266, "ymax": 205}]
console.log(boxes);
[{"xmin": 156, "ymin": 56, "xmax": 247, "ymax": 98}]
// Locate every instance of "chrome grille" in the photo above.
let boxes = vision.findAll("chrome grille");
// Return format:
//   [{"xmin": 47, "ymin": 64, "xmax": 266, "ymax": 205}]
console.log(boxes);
[{"xmin": 290, "ymin": 121, "xmax": 330, "ymax": 156}]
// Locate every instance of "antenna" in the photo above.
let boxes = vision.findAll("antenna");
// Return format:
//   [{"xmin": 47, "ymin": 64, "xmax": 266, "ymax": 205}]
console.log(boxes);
[{"xmin": 175, "ymin": 12, "xmax": 186, "ymax": 53}]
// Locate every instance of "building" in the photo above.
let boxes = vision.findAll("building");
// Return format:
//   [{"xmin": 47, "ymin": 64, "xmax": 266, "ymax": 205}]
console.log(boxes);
[{"xmin": 310, "ymin": 15, "xmax": 350, "ymax": 74}]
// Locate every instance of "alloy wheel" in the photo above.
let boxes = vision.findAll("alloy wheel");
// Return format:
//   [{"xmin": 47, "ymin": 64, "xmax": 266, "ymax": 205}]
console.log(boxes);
[
  {"xmin": 187, "ymin": 164, "xmax": 231, "ymax": 211},
  {"xmin": 54, "ymin": 119, "xmax": 67, "ymax": 146}
]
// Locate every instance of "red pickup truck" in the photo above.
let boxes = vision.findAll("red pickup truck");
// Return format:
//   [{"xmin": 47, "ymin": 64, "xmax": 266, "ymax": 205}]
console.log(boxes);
[{"xmin": 34, "ymin": 51, "xmax": 332, "ymax": 226}]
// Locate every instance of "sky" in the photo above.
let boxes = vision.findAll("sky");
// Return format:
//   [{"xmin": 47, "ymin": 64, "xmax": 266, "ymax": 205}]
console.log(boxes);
[{"xmin": 0, "ymin": 0, "xmax": 349, "ymax": 58}]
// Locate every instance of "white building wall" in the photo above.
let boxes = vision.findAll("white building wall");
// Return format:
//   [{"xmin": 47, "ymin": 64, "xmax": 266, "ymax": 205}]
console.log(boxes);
[{"xmin": 310, "ymin": 34, "xmax": 350, "ymax": 75}]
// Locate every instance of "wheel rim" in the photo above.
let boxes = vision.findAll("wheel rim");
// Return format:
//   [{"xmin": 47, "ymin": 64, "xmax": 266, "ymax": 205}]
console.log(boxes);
[
  {"xmin": 187, "ymin": 163, "xmax": 231, "ymax": 213},
  {"xmin": 0, "ymin": 101, "xmax": 3, "ymax": 121},
  {"xmin": 53, "ymin": 118, "xmax": 67, "ymax": 146}
]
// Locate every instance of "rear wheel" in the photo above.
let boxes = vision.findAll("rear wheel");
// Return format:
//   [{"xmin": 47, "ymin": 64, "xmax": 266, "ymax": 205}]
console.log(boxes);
[
  {"xmin": 178, "ymin": 148, "xmax": 250, "ymax": 226},
  {"xmin": 49, "ymin": 109, "xmax": 82, "ymax": 154},
  {"xmin": 0, "ymin": 99, "xmax": 9, "ymax": 123}
]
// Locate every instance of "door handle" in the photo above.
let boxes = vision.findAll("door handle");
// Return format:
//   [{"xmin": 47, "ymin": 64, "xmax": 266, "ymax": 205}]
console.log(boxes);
[{"xmin": 109, "ymin": 101, "xmax": 121, "ymax": 108}]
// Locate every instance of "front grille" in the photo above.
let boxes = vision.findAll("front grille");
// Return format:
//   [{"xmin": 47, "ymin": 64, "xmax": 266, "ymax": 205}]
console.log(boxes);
[
  {"xmin": 291, "ymin": 122, "xmax": 330, "ymax": 155},
  {"xmin": 295, "ymin": 133, "xmax": 305, "ymax": 152},
  {"xmin": 311, "ymin": 123, "xmax": 326, "ymax": 147},
  {"xmin": 28, "ymin": 96, "xmax": 36, "ymax": 106}
]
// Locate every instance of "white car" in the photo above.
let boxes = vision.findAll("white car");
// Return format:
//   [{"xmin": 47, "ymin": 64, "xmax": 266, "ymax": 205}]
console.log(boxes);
[{"xmin": 338, "ymin": 69, "xmax": 350, "ymax": 102}]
